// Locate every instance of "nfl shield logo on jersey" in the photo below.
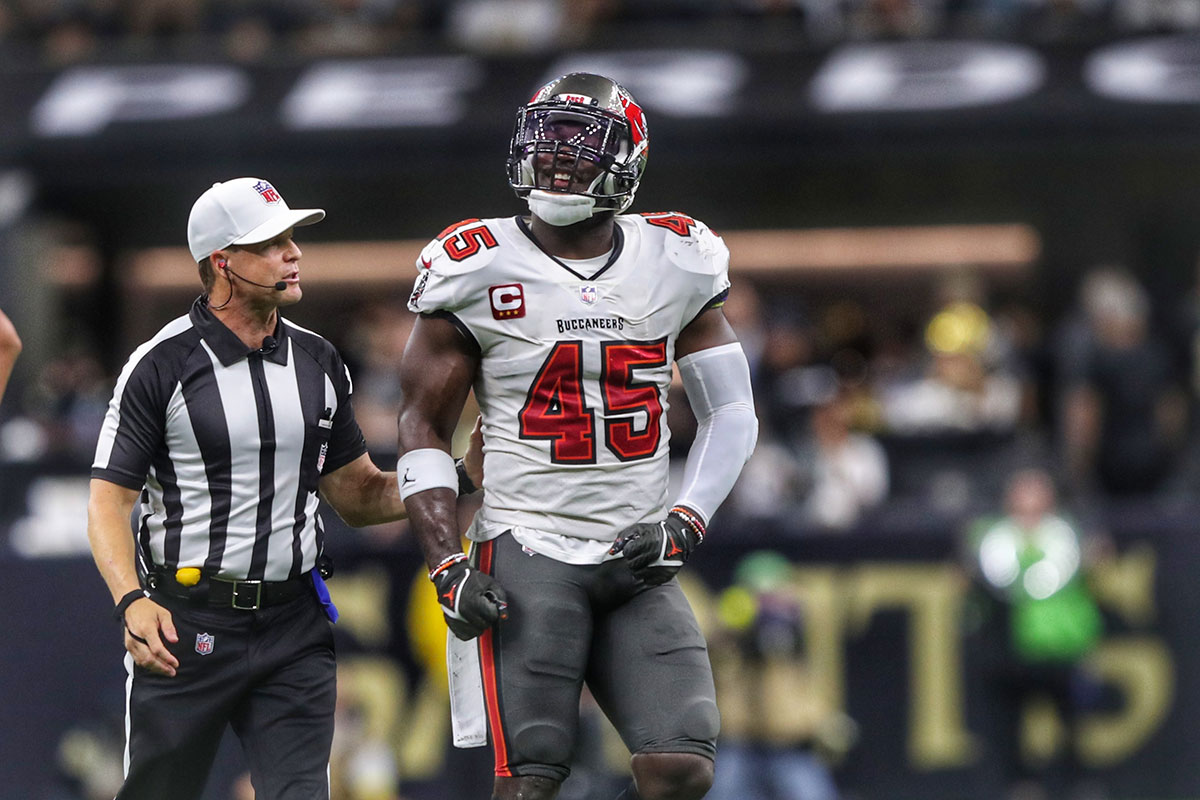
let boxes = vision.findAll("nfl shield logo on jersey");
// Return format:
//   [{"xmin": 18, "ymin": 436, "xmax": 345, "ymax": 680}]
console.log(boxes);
[
  {"xmin": 195, "ymin": 632, "xmax": 215, "ymax": 655},
  {"xmin": 579, "ymin": 285, "xmax": 598, "ymax": 306},
  {"xmin": 252, "ymin": 180, "xmax": 281, "ymax": 204}
]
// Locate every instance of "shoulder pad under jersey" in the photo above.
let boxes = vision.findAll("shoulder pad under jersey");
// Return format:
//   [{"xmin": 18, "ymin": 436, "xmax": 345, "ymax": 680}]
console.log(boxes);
[{"xmin": 635, "ymin": 212, "xmax": 730, "ymax": 277}]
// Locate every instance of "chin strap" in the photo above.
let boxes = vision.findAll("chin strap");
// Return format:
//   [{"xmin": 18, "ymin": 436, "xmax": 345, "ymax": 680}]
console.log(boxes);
[{"xmin": 527, "ymin": 190, "xmax": 597, "ymax": 226}]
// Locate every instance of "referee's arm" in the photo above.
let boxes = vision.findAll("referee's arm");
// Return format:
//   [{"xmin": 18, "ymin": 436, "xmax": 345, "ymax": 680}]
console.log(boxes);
[
  {"xmin": 87, "ymin": 478, "xmax": 180, "ymax": 677},
  {"xmin": 320, "ymin": 452, "xmax": 408, "ymax": 527},
  {"xmin": 319, "ymin": 428, "xmax": 485, "ymax": 529}
]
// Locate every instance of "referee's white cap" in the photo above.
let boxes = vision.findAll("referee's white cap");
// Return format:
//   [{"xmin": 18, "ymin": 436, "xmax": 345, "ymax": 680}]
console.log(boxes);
[{"xmin": 187, "ymin": 177, "xmax": 325, "ymax": 263}]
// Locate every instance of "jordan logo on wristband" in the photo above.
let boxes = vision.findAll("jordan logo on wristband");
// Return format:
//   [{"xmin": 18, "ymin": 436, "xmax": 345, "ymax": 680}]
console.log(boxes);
[{"xmin": 195, "ymin": 632, "xmax": 215, "ymax": 655}]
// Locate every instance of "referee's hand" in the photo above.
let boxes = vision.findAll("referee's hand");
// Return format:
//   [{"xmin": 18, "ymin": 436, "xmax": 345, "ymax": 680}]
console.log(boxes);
[{"xmin": 123, "ymin": 598, "xmax": 180, "ymax": 677}]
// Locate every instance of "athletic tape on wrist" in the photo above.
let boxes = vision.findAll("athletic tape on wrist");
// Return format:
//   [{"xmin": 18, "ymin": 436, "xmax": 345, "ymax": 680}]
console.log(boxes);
[{"xmin": 396, "ymin": 448, "xmax": 459, "ymax": 501}]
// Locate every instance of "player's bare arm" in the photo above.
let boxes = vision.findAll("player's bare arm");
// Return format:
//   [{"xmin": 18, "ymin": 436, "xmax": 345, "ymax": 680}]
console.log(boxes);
[
  {"xmin": 87, "ymin": 478, "xmax": 180, "ymax": 677},
  {"xmin": 397, "ymin": 314, "xmax": 479, "ymax": 563},
  {"xmin": 397, "ymin": 314, "xmax": 508, "ymax": 640},
  {"xmin": 675, "ymin": 305, "xmax": 739, "ymax": 359}
]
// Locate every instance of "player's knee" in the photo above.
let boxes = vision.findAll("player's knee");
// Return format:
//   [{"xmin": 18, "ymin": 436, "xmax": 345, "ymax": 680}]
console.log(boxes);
[
  {"xmin": 680, "ymin": 697, "xmax": 720, "ymax": 743},
  {"xmin": 511, "ymin": 722, "xmax": 573, "ymax": 769},
  {"xmin": 630, "ymin": 752, "xmax": 714, "ymax": 800}
]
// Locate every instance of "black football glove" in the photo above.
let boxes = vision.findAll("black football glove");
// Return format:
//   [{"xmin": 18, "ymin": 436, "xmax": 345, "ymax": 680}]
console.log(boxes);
[
  {"xmin": 609, "ymin": 509, "xmax": 704, "ymax": 586},
  {"xmin": 432, "ymin": 557, "xmax": 509, "ymax": 641}
]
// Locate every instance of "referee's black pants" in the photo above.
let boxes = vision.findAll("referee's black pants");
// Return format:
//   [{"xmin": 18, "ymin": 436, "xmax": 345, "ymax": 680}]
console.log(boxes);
[{"xmin": 117, "ymin": 590, "xmax": 336, "ymax": 800}]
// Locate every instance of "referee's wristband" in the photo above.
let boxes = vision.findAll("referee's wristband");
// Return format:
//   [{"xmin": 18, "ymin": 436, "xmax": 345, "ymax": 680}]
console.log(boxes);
[
  {"xmin": 455, "ymin": 458, "xmax": 477, "ymax": 495},
  {"xmin": 113, "ymin": 588, "xmax": 151, "ymax": 623}
]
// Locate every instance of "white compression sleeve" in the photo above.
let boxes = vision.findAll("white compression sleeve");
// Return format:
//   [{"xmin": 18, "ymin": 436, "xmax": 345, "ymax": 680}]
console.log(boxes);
[{"xmin": 675, "ymin": 342, "xmax": 759, "ymax": 523}]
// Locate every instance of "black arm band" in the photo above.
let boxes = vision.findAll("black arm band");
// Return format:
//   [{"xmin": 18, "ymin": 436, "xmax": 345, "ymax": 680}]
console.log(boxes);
[
  {"xmin": 113, "ymin": 588, "xmax": 150, "ymax": 623},
  {"xmin": 455, "ymin": 457, "xmax": 477, "ymax": 495}
]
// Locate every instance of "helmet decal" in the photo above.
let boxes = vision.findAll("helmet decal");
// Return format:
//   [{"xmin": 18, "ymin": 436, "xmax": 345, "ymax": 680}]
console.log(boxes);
[{"xmin": 620, "ymin": 95, "xmax": 647, "ymax": 150}]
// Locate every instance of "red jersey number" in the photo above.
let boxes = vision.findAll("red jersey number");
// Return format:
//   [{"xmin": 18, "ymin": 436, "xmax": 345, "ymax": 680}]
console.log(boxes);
[
  {"xmin": 601, "ymin": 340, "xmax": 667, "ymax": 461},
  {"xmin": 518, "ymin": 342, "xmax": 596, "ymax": 463},
  {"xmin": 519, "ymin": 339, "xmax": 667, "ymax": 464},
  {"xmin": 642, "ymin": 213, "xmax": 697, "ymax": 237},
  {"xmin": 444, "ymin": 224, "xmax": 499, "ymax": 262}
]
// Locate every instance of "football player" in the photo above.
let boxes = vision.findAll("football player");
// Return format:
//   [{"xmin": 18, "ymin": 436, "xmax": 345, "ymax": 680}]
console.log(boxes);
[{"xmin": 396, "ymin": 73, "xmax": 758, "ymax": 800}]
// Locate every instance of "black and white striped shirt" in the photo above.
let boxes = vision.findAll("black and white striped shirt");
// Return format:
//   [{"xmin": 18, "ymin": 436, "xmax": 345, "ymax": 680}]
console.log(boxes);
[{"xmin": 92, "ymin": 297, "xmax": 366, "ymax": 582}]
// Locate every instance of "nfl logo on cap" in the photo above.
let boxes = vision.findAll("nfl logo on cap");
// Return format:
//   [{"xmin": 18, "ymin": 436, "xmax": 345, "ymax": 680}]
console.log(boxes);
[
  {"xmin": 195, "ymin": 632, "xmax": 215, "ymax": 655},
  {"xmin": 253, "ymin": 181, "xmax": 281, "ymax": 204}
]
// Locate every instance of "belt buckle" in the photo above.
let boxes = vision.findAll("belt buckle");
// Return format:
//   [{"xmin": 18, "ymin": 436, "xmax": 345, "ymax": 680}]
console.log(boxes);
[{"xmin": 230, "ymin": 580, "xmax": 263, "ymax": 610}]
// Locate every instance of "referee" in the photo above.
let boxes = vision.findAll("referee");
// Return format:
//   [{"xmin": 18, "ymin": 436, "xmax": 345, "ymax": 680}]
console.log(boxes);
[{"xmin": 86, "ymin": 177, "xmax": 477, "ymax": 800}]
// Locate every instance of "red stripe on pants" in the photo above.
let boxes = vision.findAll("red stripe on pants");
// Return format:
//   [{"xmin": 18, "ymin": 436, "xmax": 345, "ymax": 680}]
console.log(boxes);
[{"xmin": 476, "ymin": 540, "xmax": 510, "ymax": 776}]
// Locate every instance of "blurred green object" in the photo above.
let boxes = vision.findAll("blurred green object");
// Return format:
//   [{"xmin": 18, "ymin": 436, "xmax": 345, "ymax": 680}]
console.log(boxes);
[
  {"xmin": 718, "ymin": 585, "xmax": 757, "ymax": 631},
  {"xmin": 718, "ymin": 550, "xmax": 797, "ymax": 631},
  {"xmin": 734, "ymin": 550, "xmax": 793, "ymax": 594},
  {"xmin": 1012, "ymin": 581, "xmax": 1103, "ymax": 663}
]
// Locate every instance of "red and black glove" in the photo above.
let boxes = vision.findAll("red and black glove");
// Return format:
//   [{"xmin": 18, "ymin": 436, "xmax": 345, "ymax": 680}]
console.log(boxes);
[
  {"xmin": 430, "ymin": 554, "xmax": 509, "ymax": 641},
  {"xmin": 609, "ymin": 506, "xmax": 706, "ymax": 586}
]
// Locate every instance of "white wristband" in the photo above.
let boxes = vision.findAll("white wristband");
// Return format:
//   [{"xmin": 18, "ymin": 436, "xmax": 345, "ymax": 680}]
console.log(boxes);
[{"xmin": 397, "ymin": 448, "xmax": 459, "ymax": 501}]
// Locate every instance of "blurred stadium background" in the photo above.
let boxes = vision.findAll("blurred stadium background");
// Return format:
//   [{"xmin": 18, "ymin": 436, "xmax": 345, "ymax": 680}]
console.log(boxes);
[{"xmin": 3, "ymin": 1, "xmax": 1200, "ymax": 799}]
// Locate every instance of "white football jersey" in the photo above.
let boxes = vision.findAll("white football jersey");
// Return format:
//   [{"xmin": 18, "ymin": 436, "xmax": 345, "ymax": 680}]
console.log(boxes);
[{"xmin": 409, "ymin": 213, "xmax": 731, "ymax": 564}]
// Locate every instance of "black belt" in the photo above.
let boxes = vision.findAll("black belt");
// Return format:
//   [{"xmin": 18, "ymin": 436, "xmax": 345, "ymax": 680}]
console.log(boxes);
[{"xmin": 149, "ymin": 568, "xmax": 311, "ymax": 611}]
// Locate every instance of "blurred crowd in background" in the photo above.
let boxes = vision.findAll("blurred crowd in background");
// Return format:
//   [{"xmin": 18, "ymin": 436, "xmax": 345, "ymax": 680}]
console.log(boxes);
[
  {"xmin": 7, "ymin": 255, "xmax": 1200, "ymax": 536},
  {"xmin": 0, "ymin": 0, "xmax": 1198, "ymax": 66}
]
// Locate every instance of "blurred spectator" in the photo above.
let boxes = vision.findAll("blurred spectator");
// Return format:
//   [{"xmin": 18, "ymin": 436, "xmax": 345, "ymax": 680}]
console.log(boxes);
[
  {"xmin": 710, "ymin": 551, "xmax": 849, "ymax": 800},
  {"xmin": 328, "ymin": 662, "xmax": 403, "ymax": 800},
  {"xmin": 123, "ymin": 0, "xmax": 207, "ymax": 38},
  {"xmin": 729, "ymin": 359, "xmax": 889, "ymax": 530},
  {"xmin": 963, "ymin": 468, "xmax": 1106, "ymax": 800},
  {"xmin": 1014, "ymin": 0, "xmax": 1114, "ymax": 42},
  {"xmin": 754, "ymin": 305, "xmax": 822, "ymax": 443},
  {"xmin": 291, "ymin": 0, "xmax": 418, "ymax": 56},
  {"xmin": 342, "ymin": 302, "xmax": 413, "ymax": 457},
  {"xmin": 1056, "ymin": 266, "xmax": 1187, "ymax": 499},
  {"xmin": 847, "ymin": 0, "xmax": 944, "ymax": 38},
  {"xmin": 1112, "ymin": 0, "xmax": 1200, "ymax": 32},
  {"xmin": 796, "ymin": 376, "xmax": 890, "ymax": 529},
  {"xmin": 445, "ymin": 0, "xmax": 615, "ymax": 53},
  {"xmin": 24, "ymin": 347, "xmax": 109, "ymax": 467},
  {"xmin": 880, "ymin": 300, "xmax": 1024, "ymax": 434},
  {"xmin": 0, "ymin": 307, "xmax": 21, "ymax": 406}
]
